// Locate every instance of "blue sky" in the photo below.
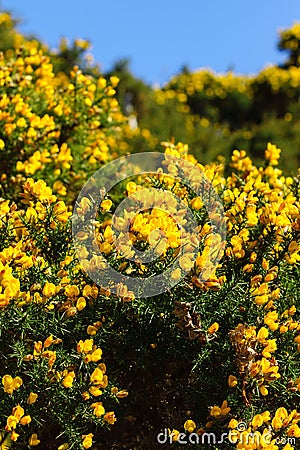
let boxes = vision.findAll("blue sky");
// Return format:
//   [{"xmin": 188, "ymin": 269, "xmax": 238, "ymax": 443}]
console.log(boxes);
[{"xmin": 1, "ymin": 0, "xmax": 299, "ymax": 85}]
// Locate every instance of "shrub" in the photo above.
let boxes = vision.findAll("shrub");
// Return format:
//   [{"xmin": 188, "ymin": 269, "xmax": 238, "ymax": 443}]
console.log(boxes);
[{"xmin": 0, "ymin": 13, "xmax": 300, "ymax": 450}]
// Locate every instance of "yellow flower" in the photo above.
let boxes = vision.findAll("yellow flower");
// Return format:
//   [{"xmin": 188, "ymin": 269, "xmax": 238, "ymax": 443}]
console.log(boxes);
[
  {"xmin": 288, "ymin": 305, "xmax": 297, "ymax": 315},
  {"xmin": 52, "ymin": 201, "xmax": 71, "ymax": 224},
  {"xmin": 264, "ymin": 311, "xmax": 279, "ymax": 331},
  {"xmin": 104, "ymin": 411, "xmax": 117, "ymax": 425},
  {"xmin": 6, "ymin": 415, "xmax": 19, "ymax": 430},
  {"xmin": 27, "ymin": 392, "xmax": 38, "ymax": 404},
  {"xmin": 274, "ymin": 407, "xmax": 288, "ymax": 421},
  {"xmin": 42, "ymin": 282, "xmax": 57, "ymax": 298},
  {"xmin": 262, "ymin": 339, "xmax": 277, "ymax": 358},
  {"xmin": 16, "ymin": 117, "xmax": 26, "ymax": 128},
  {"xmin": 10, "ymin": 430, "xmax": 19, "ymax": 442},
  {"xmin": 90, "ymin": 367, "xmax": 104, "ymax": 384},
  {"xmin": 287, "ymin": 423, "xmax": 300, "ymax": 437},
  {"xmin": 265, "ymin": 142, "xmax": 281, "ymax": 165},
  {"xmin": 288, "ymin": 240, "xmax": 299, "ymax": 254},
  {"xmin": 90, "ymin": 348, "xmax": 102, "ymax": 362},
  {"xmin": 116, "ymin": 390, "xmax": 128, "ymax": 398},
  {"xmin": 82, "ymin": 433, "xmax": 93, "ymax": 449},
  {"xmin": 261, "ymin": 411, "xmax": 271, "ymax": 422},
  {"xmin": 279, "ymin": 324, "xmax": 288, "ymax": 333},
  {"xmin": 228, "ymin": 375, "xmax": 238, "ymax": 388},
  {"xmin": 184, "ymin": 420, "xmax": 196, "ymax": 433},
  {"xmin": 106, "ymin": 87, "xmax": 116, "ymax": 96},
  {"xmin": 2, "ymin": 375, "xmax": 23, "ymax": 394},
  {"xmin": 259, "ymin": 385, "xmax": 268, "ymax": 396},
  {"xmin": 43, "ymin": 335, "xmax": 54, "ymax": 348},
  {"xmin": 228, "ymin": 419, "xmax": 239, "ymax": 428},
  {"xmin": 29, "ymin": 434, "xmax": 40, "ymax": 446},
  {"xmin": 65, "ymin": 285, "xmax": 80, "ymax": 298},
  {"xmin": 171, "ymin": 268, "xmax": 181, "ymax": 280},
  {"xmin": 126, "ymin": 181, "xmax": 137, "ymax": 195},
  {"xmin": 100, "ymin": 241, "xmax": 112, "ymax": 254},
  {"xmin": 77, "ymin": 339, "xmax": 94, "ymax": 354},
  {"xmin": 79, "ymin": 384, "xmax": 90, "ymax": 399},
  {"xmin": 33, "ymin": 341, "xmax": 43, "ymax": 358},
  {"xmin": 87, "ymin": 325, "xmax": 98, "ymax": 335},
  {"xmin": 91, "ymin": 402, "xmax": 105, "ymax": 417},
  {"xmin": 89, "ymin": 385, "xmax": 103, "ymax": 396},
  {"xmin": 179, "ymin": 254, "xmax": 194, "ymax": 271},
  {"xmin": 53, "ymin": 180, "xmax": 67, "ymax": 196},
  {"xmin": 110, "ymin": 76, "xmax": 120, "ymax": 87},
  {"xmin": 20, "ymin": 178, "xmax": 56, "ymax": 204},
  {"xmin": 257, "ymin": 327, "xmax": 269, "ymax": 342},
  {"xmin": 75, "ymin": 38, "xmax": 90, "ymax": 49},
  {"xmin": 76, "ymin": 297, "xmax": 86, "ymax": 311},
  {"xmin": 190, "ymin": 197, "xmax": 203, "ymax": 210},
  {"xmin": 20, "ymin": 415, "xmax": 31, "ymax": 425},
  {"xmin": 98, "ymin": 78, "xmax": 107, "ymax": 88},
  {"xmin": 62, "ymin": 371, "xmax": 75, "ymax": 388},
  {"xmin": 207, "ymin": 322, "xmax": 219, "ymax": 334},
  {"xmin": 252, "ymin": 414, "xmax": 264, "ymax": 429},
  {"xmin": 12, "ymin": 405, "xmax": 25, "ymax": 420},
  {"xmin": 100, "ymin": 199, "xmax": 112, "ymax": 211},
  {"xmin": 210, "ymin": 400, "xmax": 230, "ymax": 417},
  {"xmin": 169, "ymin": 429, "xmax": 180, "ymax": 442}
]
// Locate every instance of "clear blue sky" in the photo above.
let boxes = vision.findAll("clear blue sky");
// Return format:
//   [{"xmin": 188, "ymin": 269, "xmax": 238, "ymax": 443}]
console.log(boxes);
[{"xmin": 1, "ymin": 0, "xmax": 299, "ymax": 85}]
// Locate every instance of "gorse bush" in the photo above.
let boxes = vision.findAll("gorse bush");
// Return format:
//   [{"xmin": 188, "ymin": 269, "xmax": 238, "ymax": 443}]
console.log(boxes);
[
  {"xmin": 0, "ymin": 11, "xmax": 300, "ymax": 450},
  {"xmin": 0, "ymin": 32, "xmax": 131, "ymax": 450}
]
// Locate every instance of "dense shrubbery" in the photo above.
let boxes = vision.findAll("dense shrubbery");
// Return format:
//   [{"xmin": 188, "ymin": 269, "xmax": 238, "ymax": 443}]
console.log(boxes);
[{"xmin": 0, "ymin": 11, "xmax": 300, "ymax": 450}]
